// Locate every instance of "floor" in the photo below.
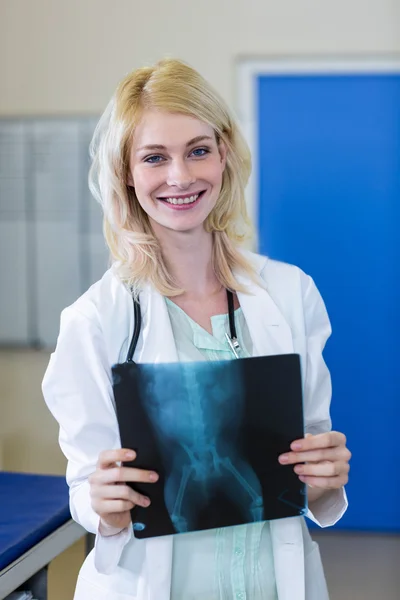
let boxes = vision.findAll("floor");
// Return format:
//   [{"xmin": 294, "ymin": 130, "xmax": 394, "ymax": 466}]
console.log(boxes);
[{"xmin": 314, "ymin": 530, "xmax": 400, "ymax": 600}]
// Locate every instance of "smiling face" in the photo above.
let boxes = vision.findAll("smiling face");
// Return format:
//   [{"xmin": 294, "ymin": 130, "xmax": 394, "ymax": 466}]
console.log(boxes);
[{"xmin": 128, "ymin": 110, "xmax": 227, "ymax": 237}]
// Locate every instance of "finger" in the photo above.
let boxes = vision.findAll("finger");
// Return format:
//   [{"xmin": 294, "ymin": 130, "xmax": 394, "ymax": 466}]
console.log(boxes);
[
  {"xmin": 294, "ymin": 461, "xmax": 350, "ymax": 478},
  {"xmin": 94, "ymin": 466, "xmax": 159, "ymax": 486},
  {"xmin": 93, "ymin": 485, "xmax": 152, "ymax": 508},
  {"xmin": 279, "ymin": 446, "xmax": 347, "ymax": 465},
  {"xmin": 298, "ymin": 474, "xmax": 349, "ymax": 489},
  {"xmin": 97, "ymin": 449, "xmax": 136, "ymax": 469},
  {"xmin": 290, "ymin": 431, "xmax": 346, "ymax": 452},
  {"xmin": 95, "ymin": 499, "xmax": 136, "ymax": 514}
]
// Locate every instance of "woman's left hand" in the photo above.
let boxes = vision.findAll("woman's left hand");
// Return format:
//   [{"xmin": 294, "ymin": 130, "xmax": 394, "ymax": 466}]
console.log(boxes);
[{"xmin": 278, "ymin": 431, "xmax": 351, "ymax": 490}]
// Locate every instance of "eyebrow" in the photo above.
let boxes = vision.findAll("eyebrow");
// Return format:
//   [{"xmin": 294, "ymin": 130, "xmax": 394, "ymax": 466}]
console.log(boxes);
[{"xmin": 136, "ymin": 135, "xmax": 213, "ymax": 153}]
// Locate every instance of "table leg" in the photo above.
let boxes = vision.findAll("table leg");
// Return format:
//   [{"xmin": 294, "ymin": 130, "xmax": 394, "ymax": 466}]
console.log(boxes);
[{"xmin": 19, "ymin": 565, "xmax": 48, "ymax": 600}]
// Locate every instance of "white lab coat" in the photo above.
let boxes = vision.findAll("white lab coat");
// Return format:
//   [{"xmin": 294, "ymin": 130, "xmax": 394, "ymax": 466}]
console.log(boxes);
[{"xmin": 42, "ymin": 251, "xmax": 347, "ymax": 600}]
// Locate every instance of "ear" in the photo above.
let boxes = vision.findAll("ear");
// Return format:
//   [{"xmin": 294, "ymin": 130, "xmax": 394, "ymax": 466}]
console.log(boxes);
[{"xmin": 218, "ymin": 139, "xmax": 227, "ymax": 170}]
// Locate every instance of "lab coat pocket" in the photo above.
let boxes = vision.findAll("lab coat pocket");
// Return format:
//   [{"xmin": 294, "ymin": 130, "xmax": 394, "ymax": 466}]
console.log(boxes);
[
  {"xmin": 74, "ymin": 574, "xmax": 137, "ymax": 600},
  {"xmin": 304, "ymin": 541, "xmax": 329, "ymax": 600}
]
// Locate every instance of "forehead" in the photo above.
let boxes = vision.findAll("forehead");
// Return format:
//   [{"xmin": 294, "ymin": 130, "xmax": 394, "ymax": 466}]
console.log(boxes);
[{"xmin": 132, "ymin": 110, "xmax": 215, "ymax": 151}]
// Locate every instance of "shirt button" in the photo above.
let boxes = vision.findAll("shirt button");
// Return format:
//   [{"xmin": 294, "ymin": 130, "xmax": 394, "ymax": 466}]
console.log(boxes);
[
  {"xmin": 234, "ymin": 546, "xmax": 243, "ymax": 556},
  {"xmin": 236, "ymin": 592, "xmax": 245, "ymax": 600}
]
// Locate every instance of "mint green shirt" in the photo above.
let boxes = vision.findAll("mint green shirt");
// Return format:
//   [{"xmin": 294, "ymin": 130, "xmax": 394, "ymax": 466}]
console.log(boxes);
[{"xmin": 165, "ymin": 298, "xmax": 278, "ymax": 600}]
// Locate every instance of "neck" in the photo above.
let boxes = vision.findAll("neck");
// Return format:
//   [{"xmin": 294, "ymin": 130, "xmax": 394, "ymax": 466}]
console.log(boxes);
[{"xmin": 153, "ymin": 225, "xmax": 219, "ymax": 297}]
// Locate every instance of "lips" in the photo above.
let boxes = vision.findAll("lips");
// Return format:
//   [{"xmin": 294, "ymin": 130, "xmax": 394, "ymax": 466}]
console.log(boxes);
[{"xmin": 156, "ymin": 190, "xmax": 206, "ymax": 211}]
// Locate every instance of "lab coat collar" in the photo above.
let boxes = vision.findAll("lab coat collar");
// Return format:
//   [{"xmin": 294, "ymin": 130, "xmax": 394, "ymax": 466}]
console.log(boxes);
[{"xmin": 137, "ymin": 258, "xmax": 294, "ymax": 365}]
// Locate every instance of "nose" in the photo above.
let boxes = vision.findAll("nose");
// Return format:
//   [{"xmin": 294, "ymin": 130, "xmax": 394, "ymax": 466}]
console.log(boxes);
[{"xmin": 166, "ymin": 159, "xmax": 196, "ymax": 189}]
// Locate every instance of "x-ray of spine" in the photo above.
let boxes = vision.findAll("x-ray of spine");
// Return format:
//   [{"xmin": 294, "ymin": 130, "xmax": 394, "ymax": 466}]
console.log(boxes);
[{"xmin": 137, "ymin": 361, "xmax": 264, "ymax": 532}]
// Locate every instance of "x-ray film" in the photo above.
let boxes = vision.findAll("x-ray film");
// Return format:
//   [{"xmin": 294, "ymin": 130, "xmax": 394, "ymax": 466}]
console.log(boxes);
[{"xmin": 112, "ymin": 353, "xmax": 306, "ymax": 539}]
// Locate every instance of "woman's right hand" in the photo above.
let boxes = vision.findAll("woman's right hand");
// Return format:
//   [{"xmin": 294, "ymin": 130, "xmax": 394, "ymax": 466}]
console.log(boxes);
[{"xmin": 89, "ymin": 448, "xmax": 159, "ymax": 532}]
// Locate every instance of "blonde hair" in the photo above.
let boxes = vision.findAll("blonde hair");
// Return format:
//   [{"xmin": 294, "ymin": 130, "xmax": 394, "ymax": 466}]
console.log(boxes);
[{"xmin": 89, "ymin": 58, "xmax": 258, "ymax": 296}]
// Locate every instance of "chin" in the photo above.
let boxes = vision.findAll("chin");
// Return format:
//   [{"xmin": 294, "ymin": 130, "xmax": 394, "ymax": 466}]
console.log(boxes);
[
  {"xmin": 167, "ymin": 221, "xmax": 205, "ymax": 234},
  {"xmin": 149, "ymin": 201, "xmax": 216, "ymax": 235}
]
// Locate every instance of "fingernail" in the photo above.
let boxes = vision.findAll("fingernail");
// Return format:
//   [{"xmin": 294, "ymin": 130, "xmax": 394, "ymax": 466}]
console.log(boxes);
[
  {"xmin": 149, "ymin": 472, "xmax": 159, "ymax": 482},
  {"xmin": 143, "ymin": 497, "xmax": 151, "ymax": 507},
  {"xmin": 125, "ymin": 451, "xmax": 136, "ymax": 459},
  {"xmin": 291, "ymin": 442, "xmax": 302, "ymax": 450},
  {"xmin": 279, "ymin": 454, "xmax": 289, "ymax": 464}
]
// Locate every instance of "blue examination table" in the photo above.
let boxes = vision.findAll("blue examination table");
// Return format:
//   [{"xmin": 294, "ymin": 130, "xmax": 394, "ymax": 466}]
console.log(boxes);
[{"xmin": 0, "ymin": 472, "xmax": 85, "ymax": 599}]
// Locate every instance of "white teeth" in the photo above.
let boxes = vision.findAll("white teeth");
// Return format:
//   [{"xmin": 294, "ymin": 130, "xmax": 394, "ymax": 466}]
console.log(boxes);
[{"xmin": 162, "ymin": 194, "xmax": 200, "ymax": 205}]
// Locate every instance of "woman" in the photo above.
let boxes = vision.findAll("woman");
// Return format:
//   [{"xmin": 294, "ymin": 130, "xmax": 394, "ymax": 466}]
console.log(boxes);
[{"xmin": 42, "ymin": 58, "xmax": 351, "ymax": 600}]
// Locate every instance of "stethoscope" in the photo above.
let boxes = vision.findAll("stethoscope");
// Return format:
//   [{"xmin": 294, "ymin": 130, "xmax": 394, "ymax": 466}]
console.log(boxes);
[{"xmin": 126, "ymin": 289, "xmax": 241, "ymax": 362}]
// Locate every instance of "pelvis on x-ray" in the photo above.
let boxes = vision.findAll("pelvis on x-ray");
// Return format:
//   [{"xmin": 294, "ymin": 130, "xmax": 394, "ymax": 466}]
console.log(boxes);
[
  {"xmin": 136, "ymin": 361, "xmax": 264, "ymax": 533},
  {"xmin": 112, "ymin": 353, "xmax": 306, "ymax": 539}
]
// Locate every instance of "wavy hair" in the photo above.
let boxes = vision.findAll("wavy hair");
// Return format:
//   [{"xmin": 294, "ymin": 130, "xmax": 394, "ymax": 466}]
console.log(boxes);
[{"xmin": 89, "ymin": 58, "xmax": 257, "ymax": 296}]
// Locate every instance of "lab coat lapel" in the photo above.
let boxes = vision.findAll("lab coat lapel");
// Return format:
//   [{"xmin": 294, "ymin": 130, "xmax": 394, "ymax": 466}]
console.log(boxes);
[
  {"xmin": 236, "ymin": 274, "xmax": 294, "ymax": 357},
  {"xmin": 270, "ymin": 518, "xmax": 305, "ymax": 600},
  {"xmin": 145, "ymin": 535, "xmax": 174, "ymax": 600},
  {"xmin": 136, "ymin": 284, "xmax": 179, "ymax": 364}
]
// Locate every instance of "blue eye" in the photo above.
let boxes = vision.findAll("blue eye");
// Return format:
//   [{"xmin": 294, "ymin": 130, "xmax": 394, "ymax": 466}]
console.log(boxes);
[
  {"xmin": 191, "ymin": 147, "xmax": 210, "ymax": 157},
  {"xmin": 144, "ymin": 155, "xmax": 164, "ymax": 164}
]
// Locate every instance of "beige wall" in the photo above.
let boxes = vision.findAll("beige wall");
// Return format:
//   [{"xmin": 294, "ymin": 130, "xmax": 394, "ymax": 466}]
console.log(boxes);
[
  {"xmin": 0, "ymin": 350, "xmax": 62, "ymax": 474},
  {"xmin": 1, "ymin": 0, "xmax": 399, "ymax": 116},
  {"xmin": 1, "ymin": 1, "xmax": 399, "ymax": 598}
]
